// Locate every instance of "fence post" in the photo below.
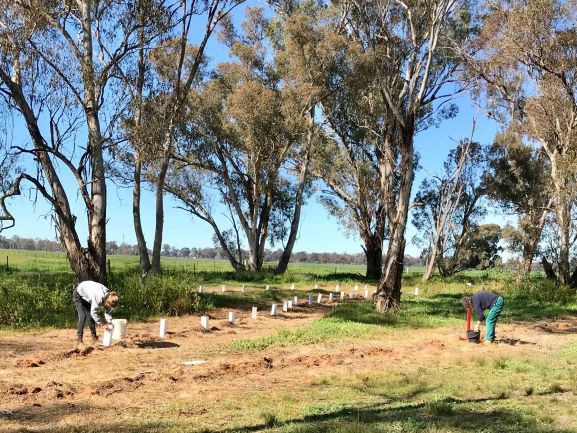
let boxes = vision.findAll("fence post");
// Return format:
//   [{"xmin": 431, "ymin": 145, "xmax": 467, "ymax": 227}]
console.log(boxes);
[
  {"xmin": 5, "ymin": 255, "xmax": 8, "ymax": 271},
  {"xmin": 107, "ymin": 259, "xmax": 111, "ymax": 275}
]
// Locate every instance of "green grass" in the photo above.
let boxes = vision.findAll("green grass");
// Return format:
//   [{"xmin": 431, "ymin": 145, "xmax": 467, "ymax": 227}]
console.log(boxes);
[{"xmin": 1, "ymin": 248, "xmax": 576, "ymax": 330}]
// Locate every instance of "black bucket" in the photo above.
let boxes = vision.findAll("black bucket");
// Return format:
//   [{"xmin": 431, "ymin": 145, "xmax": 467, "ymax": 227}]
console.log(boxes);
[{"xmin": 467, "ymin": 330, "xmax": 480, "ymax": 343}]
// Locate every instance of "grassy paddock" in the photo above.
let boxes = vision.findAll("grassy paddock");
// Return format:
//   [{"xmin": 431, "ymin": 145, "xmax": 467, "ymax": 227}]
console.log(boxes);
[{"xmin": 1, "ymin": 249, "xmax": 576, "ymax": 330}]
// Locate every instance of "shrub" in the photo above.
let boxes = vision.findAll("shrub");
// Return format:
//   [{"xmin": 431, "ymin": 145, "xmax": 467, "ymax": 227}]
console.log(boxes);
[{"xmin": 504, "ymin": 276, "xmax": 574, "ymax": 305}]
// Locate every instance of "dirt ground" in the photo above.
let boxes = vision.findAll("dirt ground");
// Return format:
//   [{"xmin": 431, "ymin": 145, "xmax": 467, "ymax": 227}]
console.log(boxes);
[{"xmin": 1, "ymin": 299, "xmax": 577, "ymax": 432}]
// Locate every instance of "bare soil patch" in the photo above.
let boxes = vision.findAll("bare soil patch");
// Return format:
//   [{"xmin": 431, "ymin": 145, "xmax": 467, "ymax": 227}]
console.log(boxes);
[{"xmin": 1, "ymin": 303, "xmax": 576, "ymax": 432}]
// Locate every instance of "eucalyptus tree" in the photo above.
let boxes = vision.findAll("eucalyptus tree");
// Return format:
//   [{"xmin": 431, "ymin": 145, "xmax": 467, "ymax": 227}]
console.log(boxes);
[
  {"xmin": 116, "ymin": 0, "xmax": 246, "ymax": 276},
  {"xmin": 270, "ymin": 2, "xmax": 331, "ymax": 275},
  {"xmin": 166, "ymin": 8, "xmax": 308, "ymax": 271},
  {"xmin": 306, "ymin": 11, "xmax": 391, "ymax": 281},
  {"xmin": 0, "ymin": 0, "xmax": 163, "ymax": 283},
  {"xmin": 413, "ymin": 136, "xmax": 487, "ymax": 280},
  {"xmin": 313, "ymin": 78, "xmax": 391, "ymax": 280},
  {"xmin": 270, "ymin": 1, "xmax": 387, "ymax": 278},
  {"xmin": 326, "ymin": 0, "xmax": 472, "ymax": 311},
  {"xmin": 465, "ymin": 0, "xmax": 577, "ymax": 286},
  {"xmin": 484, "ymin": 125, "xmax": 552, "ymax": 274}
]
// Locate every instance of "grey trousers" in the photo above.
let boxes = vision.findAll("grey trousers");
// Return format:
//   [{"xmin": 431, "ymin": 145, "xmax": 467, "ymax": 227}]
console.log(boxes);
[{"xmin": 73, "ymin": 287, "xmax": 97, "ymax": 342}]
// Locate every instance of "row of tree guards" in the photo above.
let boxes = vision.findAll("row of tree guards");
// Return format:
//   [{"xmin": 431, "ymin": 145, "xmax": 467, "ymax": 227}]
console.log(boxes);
[
  {"xmin": 199, "ymin": 283, "xmax": 371, "ymax": 294},
  {"xmin": 162, "ymin": 288, "xmax": 375, "ymax": 338},
  {"xmin": 112, "ymin": 284, "xmax": 428, "ymax": 347},
  {"xmin": 1, "ymin": 0, "xmax": 577, "ymax": 314}
]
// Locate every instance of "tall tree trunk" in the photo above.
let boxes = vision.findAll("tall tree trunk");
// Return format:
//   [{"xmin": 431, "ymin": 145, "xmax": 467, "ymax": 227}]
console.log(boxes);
[
  {"xmin": 375, "ymin": 238, "xmax": 405, "ymax": 311},
  {"xmin": 275, "ymin": 108, "xmax": 314, "ymax": 275},
  {"xmin": 520, "ymin": 242, "xmax": 537, "ymax": 275},
  {"xmin": 364, "ymin": 234, "xmax": 383, "ymax": 280},
  {"xmin": 542, "ymin": 257, "xmax": 556, "ymax": 280},
  {"xmin": 0, "ymin": 51, "xmax": 102, "ymax": 284},
  {"xmin": 375, "ymin": 127, "xmax": 415, "ymax": 312},
  {"xmin": 210, "ymin": 220, "xmax": 244, "ymax": 271},
  {"xmin": 422, "ymin": 246, "xmax": 437, "ymax": 281},
  {"xmin": 133, "ymin": 154, "xmax": 151, "ymax": 273},
  {"xmin": 557, "ymin": 198, "xmax": 571, "ymax": 285},
  {"xmin": 132, "ymin": 13, "xmax": 151, "ymax": 276},
  {"xmin": 151, "ymin": 151, "xmax": 170, "ymax": 274},
  {"xmin": 520, "ymin": 206, "xmax": 550, "ymax": 275},
  {"xmin": 80, "ymin": 0, "xmax": 107, "ymax": 284},
  {"xmin": 86, "ymin": 113, "xmax": 107, "ymax": 284}
]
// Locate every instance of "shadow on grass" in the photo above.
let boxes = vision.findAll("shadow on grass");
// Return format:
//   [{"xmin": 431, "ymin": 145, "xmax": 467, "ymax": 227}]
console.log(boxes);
[
  {"xmin": 32, "ymin": 394, "xmax": 572, "ymax": 433},
  {"xmin": 200, "ymin": 394, "xmax": 573, "ymax": 433}
]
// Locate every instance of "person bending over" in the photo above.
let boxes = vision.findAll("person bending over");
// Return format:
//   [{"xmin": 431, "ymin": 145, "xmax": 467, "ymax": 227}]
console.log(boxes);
[
  {"xmin": 73, "ymin": 280, "xmax": 119, "ymax": 347},
  {"xmin": 461, "ymin": 291, "xmax": 504, "ymax": 344}
]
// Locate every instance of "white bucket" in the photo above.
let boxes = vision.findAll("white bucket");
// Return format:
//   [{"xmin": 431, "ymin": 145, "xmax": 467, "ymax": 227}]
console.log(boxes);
[{"xmin": 111, "ymin": 319, "xmax": 127, "ymax": 340}]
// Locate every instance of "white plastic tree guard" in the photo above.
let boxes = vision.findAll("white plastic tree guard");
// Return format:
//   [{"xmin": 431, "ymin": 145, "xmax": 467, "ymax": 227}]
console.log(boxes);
[
  {"xmin": 200, "ymin": 316, "xmax": 209, "ymax": 330},
  {"xmin": 251, "ymin": 306, "xmax": 258, "ymax": 319},
  {"xmin": 102, "ymin": 327, "xmax": 113, "ymax": 347},
  {"xmin": 159, "ymin": 318, "xmax": 167, "ymax": 338}
]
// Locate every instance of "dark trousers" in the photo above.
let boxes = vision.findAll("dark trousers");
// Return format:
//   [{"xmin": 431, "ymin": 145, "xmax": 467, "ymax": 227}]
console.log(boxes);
[{"xmin": 73, "ymin": 287, "xmax": 97, "ymax": 342}]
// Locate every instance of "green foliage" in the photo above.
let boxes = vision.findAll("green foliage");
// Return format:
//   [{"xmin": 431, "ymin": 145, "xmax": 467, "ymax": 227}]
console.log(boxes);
[
  {"xmin": 504, "ymin": 276, "xmax": 575, "ymax": 305},
  {"xmin": 0, "ymin": 273, "xmax": 75, "ymax": 327},
  {"xmin": 1, "ymin": 251, "xmax": 576, "ymax": 329}
]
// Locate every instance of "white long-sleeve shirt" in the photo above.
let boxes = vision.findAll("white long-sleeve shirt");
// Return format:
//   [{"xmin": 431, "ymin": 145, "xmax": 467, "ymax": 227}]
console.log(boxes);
[{"xmin": 76, "ymin": 280, "xmax": 112, "ymax": 325}]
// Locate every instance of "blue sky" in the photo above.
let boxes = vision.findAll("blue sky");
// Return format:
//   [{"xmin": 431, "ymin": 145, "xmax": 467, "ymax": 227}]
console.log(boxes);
[
  {"xmin": 1, "ymin": 2, "xmax": 504, "ymax": 257},
  {"xmin": 4, "ymin": 96, "xmax": 501, "ymax": 256}
]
